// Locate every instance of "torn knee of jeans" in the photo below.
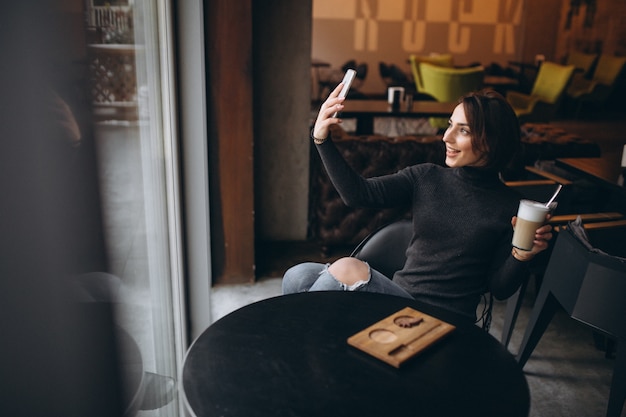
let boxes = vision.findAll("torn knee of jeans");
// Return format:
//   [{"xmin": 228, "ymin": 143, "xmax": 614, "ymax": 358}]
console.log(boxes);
[
  {"xmin": 331, "ymin": 262, "xmax": 372, "ymax": 291},
  {"xmin": 319, "ymin": 263, "xmax": 332, "ymax": 277}
]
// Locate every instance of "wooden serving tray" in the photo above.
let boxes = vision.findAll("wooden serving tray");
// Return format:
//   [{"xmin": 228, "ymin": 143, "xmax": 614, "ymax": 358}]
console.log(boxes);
[{"xmin": 347, "ymin": 307, "xmax": 455, "ymax": 368}]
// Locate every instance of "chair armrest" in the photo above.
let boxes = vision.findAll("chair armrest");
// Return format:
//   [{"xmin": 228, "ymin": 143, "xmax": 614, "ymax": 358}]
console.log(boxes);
[
  {"xmin": 508, "ymin": 94, "xmax": 541, "ymax": 116},
  {"xmin": 550, "ymin": 212, "xmax": 624, "ymax": 225},
  {"xmin": 574, "ymin": 83, "xmax": 613, "ymax": 104},
  {"xmin": 554, "ymin": 219, "xmax": 626, "ymax": 232},
  {"xmin": 524, "ymin": 166, "xmax": 572, "ymax": 185},
  {"xmin": 582, "ymin": 219, "xmax": 626, "ymax": 230},
  {"xmin": 504, "ymin": 179, "xmax": 556, "ymax": 187},
  {"xmin": 506, "ymin": 90, "xmax": 533, "ymax": 108},
  {"xmin": 567, "ymin": 79, "xmax": 599, "ymax": 98}
]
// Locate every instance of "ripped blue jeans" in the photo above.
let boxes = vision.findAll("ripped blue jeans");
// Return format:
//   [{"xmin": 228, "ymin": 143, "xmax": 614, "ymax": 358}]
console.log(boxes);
[{"xmin": 281, "ymin": 261, "xmax": 413, "ymax": 298}]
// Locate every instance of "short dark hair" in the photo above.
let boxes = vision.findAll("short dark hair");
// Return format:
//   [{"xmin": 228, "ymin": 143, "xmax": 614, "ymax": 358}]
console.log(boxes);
[{"xmin": 459, "ymin": 89, "xmax": 520, "ymax": 172}]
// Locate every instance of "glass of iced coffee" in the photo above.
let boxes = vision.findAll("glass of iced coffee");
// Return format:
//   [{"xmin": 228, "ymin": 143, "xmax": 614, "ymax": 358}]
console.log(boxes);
[{"xmin": 512, "ymin": 199, "xmax": 550, "ymax": 251}]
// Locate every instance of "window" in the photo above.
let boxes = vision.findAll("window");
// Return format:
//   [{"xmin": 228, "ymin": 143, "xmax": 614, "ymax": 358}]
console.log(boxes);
[{"xmin": 89, "ymin": 1, "xmax": 188, "ymax": 415}]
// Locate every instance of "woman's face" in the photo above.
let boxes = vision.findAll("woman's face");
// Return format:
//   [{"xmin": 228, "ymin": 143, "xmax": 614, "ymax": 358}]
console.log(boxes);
[{"xmin": 442, "ymin": 104, "xmax": 485, "ymax": 168}]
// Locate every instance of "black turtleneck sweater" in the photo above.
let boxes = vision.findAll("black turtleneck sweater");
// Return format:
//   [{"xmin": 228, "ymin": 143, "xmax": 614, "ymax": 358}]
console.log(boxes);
[{"xmin": 316, "ymin": 139, "xmax": 528, "ymax": 319}]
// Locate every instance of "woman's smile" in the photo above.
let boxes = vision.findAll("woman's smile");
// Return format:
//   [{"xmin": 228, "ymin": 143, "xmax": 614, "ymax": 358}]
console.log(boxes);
[{"xmin": 446, "ymin": 145, "xmax": 460, "ymax": 156}]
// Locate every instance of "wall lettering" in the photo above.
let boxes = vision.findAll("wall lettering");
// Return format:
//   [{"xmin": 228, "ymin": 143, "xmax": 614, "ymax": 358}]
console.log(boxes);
[
  {"xmin": 314, "ymin": 0, "xmax": 523, "ymax": 54},
  {"xmin": 312, "ymin": 0, "xmax": 525, "ymax": 92}
]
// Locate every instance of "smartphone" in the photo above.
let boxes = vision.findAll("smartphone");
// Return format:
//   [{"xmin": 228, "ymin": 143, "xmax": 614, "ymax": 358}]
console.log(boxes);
[
  {"xmin": 333, "ymin": 69, "xmax": 356, "ymax": 117},
  {"xmin": 338, "ymin": 69, "xmax": 357, "ymax": 99}
]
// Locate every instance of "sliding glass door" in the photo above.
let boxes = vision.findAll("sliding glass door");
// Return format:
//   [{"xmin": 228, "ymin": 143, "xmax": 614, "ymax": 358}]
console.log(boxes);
[{"xmin": 87, "ymin": 0, "xmax": 190, "ymax": 415}]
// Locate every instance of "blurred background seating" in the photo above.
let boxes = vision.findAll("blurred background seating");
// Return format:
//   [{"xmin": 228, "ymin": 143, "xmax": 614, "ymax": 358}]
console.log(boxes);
[
  {"xmin": 566, "ymin": 54, "xmax": 626, "ymax": 117},
  {"xmin": 506, "ymin": 61, "xmax": 576, "ymax": 123},
  {"xmin": 416, "ymin": 62, "xmax": 485, "ymax": 130},
  {"xmin": 408, "ymin": 53, "xmax": 455, "ymax": 95},
  {"xmin": 316, "ymin": 59, "xmax": 368, "ymax": 101}
]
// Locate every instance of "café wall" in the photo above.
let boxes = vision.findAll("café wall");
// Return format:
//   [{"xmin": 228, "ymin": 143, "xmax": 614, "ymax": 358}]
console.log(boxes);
[
  {"xmin": 311, "ymin": 0, "xmax": 532, "ymax": 94},
  {"xmin": 552, "ymin": 0, "xmax": 626, "ymax": 60},
  {"xmin": 309, "ymin": 0, "xmax": 626, "ymax": 96}
]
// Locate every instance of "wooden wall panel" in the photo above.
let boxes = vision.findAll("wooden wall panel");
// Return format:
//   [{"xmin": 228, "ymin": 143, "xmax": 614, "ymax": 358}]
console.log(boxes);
[{"xmin": 205, "ymin": 0, "xmax": 255, "ymax": 284}]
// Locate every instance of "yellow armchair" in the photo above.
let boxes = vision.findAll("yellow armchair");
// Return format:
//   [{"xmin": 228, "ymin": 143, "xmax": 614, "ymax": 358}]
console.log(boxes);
[
  {"xmin": 566, "ymin": 54, "xmax": 626, "ymax": 116},
  {"xmin": 409, "ymin": 54, "xmax": 454, "ymax": 93},
  {"xmin": 506, "ymin": 61, "xmax": 575, "ymax": 123},
  {"xmin": 565, "ymin": 51, "xmax": 597, "ymax": 77},
  {"xmin": 565, "ymin": 50, "xmax": 598, "ymax": 91},
  {"xmin": 418, "ymin": 62, "xmax": 485, "ymax": 129}
]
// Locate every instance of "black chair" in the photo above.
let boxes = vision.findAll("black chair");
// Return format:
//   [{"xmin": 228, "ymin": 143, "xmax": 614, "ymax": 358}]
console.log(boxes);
[
  {"xmin": 355, "ymin": 62, "xmax": 368, "ymax": 83},
  {"xmin": 378, "ymin": 61, "xmax": 415, "ymax": 94},
  {"xmin": 516, "ymin": 220, "xmax": 626, "ymax": 417},
  {"xmin": 500, "ymin": 211, "xmax": 624, "ymax": 348},
  {"xmin": 350, "ymin": 219, "xmax": 412, "ymax": 279},
  {"xmin": 317, "ymin": 59, "xmax": 369, "ymax": 100},
  {"xmin": 341, "ymin": 59, "xmax": 357, "ymax": 74}
]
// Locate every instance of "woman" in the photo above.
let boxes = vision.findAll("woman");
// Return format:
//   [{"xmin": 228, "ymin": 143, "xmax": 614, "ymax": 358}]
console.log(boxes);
[{"xmin": 282, "ymin": 86, "xmax": 553, "ymax": 321}]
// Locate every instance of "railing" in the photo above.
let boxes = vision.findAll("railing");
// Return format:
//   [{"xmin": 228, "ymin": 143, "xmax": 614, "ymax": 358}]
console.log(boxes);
[
  {"xmin": 87, "ymin": 6, "xmax": 133, "ymax": 34},
  {"xmin": 86, "ymin": 4, "xmax": 137, "ymax": 120}
]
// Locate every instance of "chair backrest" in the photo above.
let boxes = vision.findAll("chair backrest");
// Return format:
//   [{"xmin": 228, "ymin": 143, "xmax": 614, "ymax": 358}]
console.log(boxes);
[
  {"xmin": 418, "ymin": 62, "xmax": 485, "ymax": 103},
  {"xmin": 529, "ymin": 62, "xmax": 576, "ymax": 104},
  {"xmin": 355, "ymin": 62, "xmax": 368, "ymax": 80},
  {"xmin": 350, "ymin": 220, "xmax": 412, "ymax": 279},
  {"xmin": 591, "ymin": 54, "xmax": 626, "ymax": 86},
  {"xmin": 565, "ymin": 51, "xmax": 597, "ymax": 77},
  {"xmin": 409, "ymin": 54, "xmax": 454, "ymax": 93},
  {"xmin": 543, "ymin": 223, "xmax": 626, "ymax": 338}
]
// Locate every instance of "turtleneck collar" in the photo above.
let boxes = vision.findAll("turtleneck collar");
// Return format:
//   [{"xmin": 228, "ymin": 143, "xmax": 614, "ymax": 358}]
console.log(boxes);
[{"xmin": 454, "ymin": 166, "xmax": 501, "ymax": 186}]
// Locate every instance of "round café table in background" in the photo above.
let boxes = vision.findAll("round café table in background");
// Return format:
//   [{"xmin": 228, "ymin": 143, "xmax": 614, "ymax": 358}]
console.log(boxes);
[{"xmin": 182, "ymin": 292, "xmax": 529, "ymax": 417}]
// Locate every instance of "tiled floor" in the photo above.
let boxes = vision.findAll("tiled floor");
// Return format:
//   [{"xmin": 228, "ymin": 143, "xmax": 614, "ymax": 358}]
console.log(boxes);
[{"xmin": 210, "ymin": 277, "xmax": 283, "ymax": 322}]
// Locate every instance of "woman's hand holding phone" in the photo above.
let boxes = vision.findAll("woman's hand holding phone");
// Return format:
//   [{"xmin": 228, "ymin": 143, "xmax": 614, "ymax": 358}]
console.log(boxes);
[{"xmin": 312, "ymin": 69, "xmax": 356, "ymax": 143}]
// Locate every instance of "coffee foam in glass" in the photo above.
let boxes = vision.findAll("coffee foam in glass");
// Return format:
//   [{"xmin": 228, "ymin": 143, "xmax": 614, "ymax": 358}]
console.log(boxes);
[{"xmin": 517, "ymin": 200, "xmax": 548, "ymax": 222}]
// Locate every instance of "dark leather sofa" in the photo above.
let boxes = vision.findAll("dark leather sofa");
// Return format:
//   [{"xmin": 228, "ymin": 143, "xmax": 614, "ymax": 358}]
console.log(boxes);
[
  {"xmin": 308, "ymin": 125, "xmax": 445, "ymax": 254},
  {"xmin": 308, "ymin": 123, "xmax": 600, "ymax": 254}
]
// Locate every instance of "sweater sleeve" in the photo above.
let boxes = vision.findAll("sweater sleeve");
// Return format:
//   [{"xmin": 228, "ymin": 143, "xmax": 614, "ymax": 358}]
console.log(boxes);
[
  {"xmin": 487, "ymin": 237, "xmax": 531, "ymax": 300},
  {"xmin": 315, "ymin": 139, "xmax": 414, "ymax": 208}
]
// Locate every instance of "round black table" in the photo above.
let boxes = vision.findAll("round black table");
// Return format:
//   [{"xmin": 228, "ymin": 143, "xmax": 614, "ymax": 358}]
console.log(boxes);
[{"xmin": 182, "ymin": 292, "xmax": 529, "ymax": 417}]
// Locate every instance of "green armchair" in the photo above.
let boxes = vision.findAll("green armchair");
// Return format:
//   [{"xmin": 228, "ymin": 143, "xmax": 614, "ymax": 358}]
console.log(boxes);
[
  {"xmin": 566, "ymin": 54, "xmax": 626, "ymax": 116},
  {"xmin": 418, "ymin": 62, "xmax": 485, "ymax": 129},
  {"xmin": 408, "ymin": 54, "xmax": 454, "ymax": 94},
  {"xmin": 506, "ymin": 61, "xmax": 575, "ymax": 123}
]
